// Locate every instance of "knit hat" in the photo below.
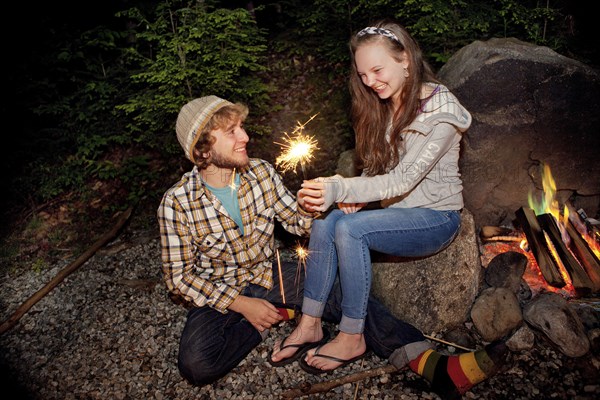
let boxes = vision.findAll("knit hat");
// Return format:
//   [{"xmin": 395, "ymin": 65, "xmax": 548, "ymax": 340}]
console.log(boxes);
[{"xmin": 176, "ymin": 95, "xmax": 233, "ymax": 163}]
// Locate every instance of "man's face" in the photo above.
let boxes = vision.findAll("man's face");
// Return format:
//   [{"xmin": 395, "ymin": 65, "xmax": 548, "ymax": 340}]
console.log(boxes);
[{"xmin": 208, "ymin": 117, "xmax": 250, "ymax": 170}]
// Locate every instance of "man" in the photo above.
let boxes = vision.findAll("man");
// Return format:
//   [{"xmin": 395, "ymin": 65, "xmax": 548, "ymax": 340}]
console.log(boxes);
[
  {"xmin": 158, "ymin": 95, "xmax": 316, "ymax": 385},
  {"xmin": 158, "ymin": 96, "xmax": 506, "ymax": 399}
]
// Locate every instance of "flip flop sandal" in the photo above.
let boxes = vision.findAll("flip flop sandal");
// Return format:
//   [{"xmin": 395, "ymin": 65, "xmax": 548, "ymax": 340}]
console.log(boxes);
[
  {"xmin": 299, "ymin": 345, "xmax": 371, "ymax": 375},
  {"xmin": 268, "ymin": 328, "xmax": 330, "ymax": 367}
]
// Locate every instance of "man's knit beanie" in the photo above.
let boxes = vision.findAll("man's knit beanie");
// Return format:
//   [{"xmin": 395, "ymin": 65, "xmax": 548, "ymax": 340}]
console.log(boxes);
[{"xmin": 176, "ymin": 95, "xmax": 233, "ymax": 163}]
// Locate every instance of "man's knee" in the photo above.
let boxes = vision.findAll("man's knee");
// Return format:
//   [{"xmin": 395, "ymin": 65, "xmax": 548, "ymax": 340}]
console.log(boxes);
[{"xmin": 178, "ymin": 351, "xmax": 227, "ymax": 386}]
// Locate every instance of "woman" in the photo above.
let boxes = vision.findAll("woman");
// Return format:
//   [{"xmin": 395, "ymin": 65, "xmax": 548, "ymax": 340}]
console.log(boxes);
[{"xmin": 270, "ymin": 19, "xmax": 505, "ymax": 399}]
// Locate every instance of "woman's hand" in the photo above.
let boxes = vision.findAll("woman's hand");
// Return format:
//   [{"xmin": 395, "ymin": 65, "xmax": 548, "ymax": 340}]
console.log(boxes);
[{"xmin": 337, "ymin": 202, "xmax": 367, "ymax": 214}]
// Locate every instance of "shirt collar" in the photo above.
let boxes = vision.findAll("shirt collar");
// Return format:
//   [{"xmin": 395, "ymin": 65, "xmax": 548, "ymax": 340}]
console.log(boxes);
[{"xmin": 189, "ymin": 162, "xmax": 258, "ymax": 200}]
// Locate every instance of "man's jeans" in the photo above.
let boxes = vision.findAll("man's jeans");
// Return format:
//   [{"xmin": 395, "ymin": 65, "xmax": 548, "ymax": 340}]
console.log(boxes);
[
  {"xmin": 303, "ymin": 208, "xmax": 461, "ymax": 334},
  {"xmin": 177, "ymin": 259, "xmax": 425, "ymax": 386}
]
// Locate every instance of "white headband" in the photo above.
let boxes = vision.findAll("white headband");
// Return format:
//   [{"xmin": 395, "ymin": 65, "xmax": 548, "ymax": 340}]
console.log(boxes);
[{"xmin": 356, "ymin": 27, "xmax": 400, "ymax": 44}]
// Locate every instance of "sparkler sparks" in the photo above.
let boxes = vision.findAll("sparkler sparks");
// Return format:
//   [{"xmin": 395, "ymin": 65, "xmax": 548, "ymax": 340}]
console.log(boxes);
[
  {"xmin": 276, "ymin": 245, "xmax": 310, "ymax": 302},
  {"xmin": 294, "ymin": 243, "xmax": 310, "ymax": 293},
  {"xmin": 228, "ymin": 168, "xmax": 237, "ymax": 191},
  {"xmin": 275, "ymin": 114, "xmax": 319, "ymax": 178}
]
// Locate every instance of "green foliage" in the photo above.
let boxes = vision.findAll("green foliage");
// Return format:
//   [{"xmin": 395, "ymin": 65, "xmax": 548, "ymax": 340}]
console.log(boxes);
[
  {"xmin": 15, "ymin": 1, "xmax": 270, "ymax": 209},
  {"xmin": 32, "ymin": 258, "xmax": 48, "ymax": 274},
  {"xmin": 115, "ymin": 1, "xmax": 270, "ymax": 155},
  {"xmin": 271, "ymin": 0, "xmax": 567, "ymax": 68},
  {"xmin": 6, "ymin": 0, "xmax": 578, "ymax": 223}
]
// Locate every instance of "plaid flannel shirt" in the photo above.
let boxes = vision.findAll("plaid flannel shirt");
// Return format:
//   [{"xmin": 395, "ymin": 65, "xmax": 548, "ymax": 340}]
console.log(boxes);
[{"xmin": 157, "ymin": 158, "xmax": 315, "ymax": 313}]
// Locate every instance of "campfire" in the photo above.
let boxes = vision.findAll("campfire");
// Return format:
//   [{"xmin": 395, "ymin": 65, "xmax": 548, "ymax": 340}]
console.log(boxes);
[{"xmin": 480, "ymin": 164, "xmax": 600, "ymax": 299}]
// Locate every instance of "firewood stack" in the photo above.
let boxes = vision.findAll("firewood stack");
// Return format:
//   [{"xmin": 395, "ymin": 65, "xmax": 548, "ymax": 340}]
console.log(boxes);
[{"xmin": 514, "ymin": 206, "xmax": 600, "ymax": 297}]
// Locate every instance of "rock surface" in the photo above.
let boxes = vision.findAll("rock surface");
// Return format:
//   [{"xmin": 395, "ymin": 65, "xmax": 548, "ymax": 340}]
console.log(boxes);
[
  {"xmin": 438, "ymin": 37, "xmax": 600, "ymax": 228},
  {"xmin": 371, "ymin": 209, "xmax": 482, "ymax": 333}
]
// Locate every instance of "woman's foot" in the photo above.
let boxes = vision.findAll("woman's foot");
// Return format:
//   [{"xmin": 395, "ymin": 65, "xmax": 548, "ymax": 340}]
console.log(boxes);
[
  {"xmin": 269, "ymin": 315, "xmax": 326, "ymax": 365},
  {"xmin": 303, "ymin": 331, "xmax": 367, "ymax": 372}
]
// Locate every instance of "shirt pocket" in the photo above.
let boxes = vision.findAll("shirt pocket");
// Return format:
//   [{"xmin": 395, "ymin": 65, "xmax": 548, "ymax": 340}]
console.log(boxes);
[
  {"xmin": 251, "ymin": 212, "xmax": 274, "ymax": 248},
  {"xmin": 194, "ymin": 232, "xmax": 231, "ymax": 261}
]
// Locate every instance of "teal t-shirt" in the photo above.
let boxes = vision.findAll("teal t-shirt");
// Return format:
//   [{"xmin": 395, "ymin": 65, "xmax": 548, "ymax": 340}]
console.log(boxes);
[{"xmin": 204, "ymin": 174, "xmax": 244, "ymax": 235}]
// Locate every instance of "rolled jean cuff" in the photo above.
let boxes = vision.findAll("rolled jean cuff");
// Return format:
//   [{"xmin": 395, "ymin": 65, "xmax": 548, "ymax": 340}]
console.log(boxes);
[
  {"xmin": 302, "ymin": 296, "xmax": 326, "ymax": 318},
  {"xmin": 389, "ymin": 340, "xmax": 435, "ymax": 370},
  {"xmin": 339, "ymin": 315, "xmax": 365, "ymax": 334}
]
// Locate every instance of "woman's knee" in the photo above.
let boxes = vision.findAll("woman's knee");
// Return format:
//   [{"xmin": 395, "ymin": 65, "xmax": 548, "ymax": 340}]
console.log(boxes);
[
  {"xmin": 334, "ymin": 216, "xmax": 360, "ymax": 242},
  {"xmin": 312, "ymin": 210, "xmax": 343, "ymax": 237}
]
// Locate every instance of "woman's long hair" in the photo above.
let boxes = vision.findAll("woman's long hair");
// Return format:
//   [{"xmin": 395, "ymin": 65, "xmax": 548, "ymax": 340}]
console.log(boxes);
[{"xmin": 349, "ymin": 20, "xmax": 437, "ymax": 175}]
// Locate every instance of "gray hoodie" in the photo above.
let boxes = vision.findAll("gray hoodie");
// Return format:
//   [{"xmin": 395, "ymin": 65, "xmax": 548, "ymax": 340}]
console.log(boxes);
[{"xmin": 321, "ymin": 84, "xmax": 471, "ymax": 211}]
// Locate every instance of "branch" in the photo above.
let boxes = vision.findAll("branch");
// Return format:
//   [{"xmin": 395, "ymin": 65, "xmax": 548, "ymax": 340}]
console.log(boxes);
[
  {"xmin": 281, "ymin": 364, "xmax": 398, "ymax": 398},
  {"xmin": 0, "ymin": 207, "xmax": 133, "ymax": 335}
]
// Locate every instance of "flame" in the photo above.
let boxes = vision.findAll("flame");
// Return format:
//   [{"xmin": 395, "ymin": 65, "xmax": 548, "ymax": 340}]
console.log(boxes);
[
  {"xmin": 528, "ymin": 164, "xmax": 557, "ymax": 216},
  {"xmin": 530, "ymin": 164, "xmax": 600, "ymax": 259},
  {"xmin": 528, "ymin": 163, "xmax": 572, "ymax": 242},
  {"xmin": 526, "ymin": 164, "xmax": 576, "ymax": 293},
  {"xmin": 542, "ymin": 231, "xmax": 574, "ymax": 290},
  {"xmin": 275, "ymin": 114, "xmax": 319, "ymax": 175},
  {"xmin": 483, "ymin": 164, "xmax": 597, "ymax": 298}
]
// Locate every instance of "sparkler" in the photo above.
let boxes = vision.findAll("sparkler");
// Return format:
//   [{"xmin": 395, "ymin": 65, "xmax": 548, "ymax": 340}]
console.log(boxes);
[
  {"xmin": 294, "ymin": 243, "xmax": 310, "ymax": 296},
  {"xmin": 275, "ymin": 248, "xmax": 286, "ymax": 304},
  {"xmin": 275, "ymin": 114, "xmax": 319, "ymax": 180}
]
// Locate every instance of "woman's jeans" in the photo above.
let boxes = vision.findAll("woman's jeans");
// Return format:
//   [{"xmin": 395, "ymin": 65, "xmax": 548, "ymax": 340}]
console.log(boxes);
[
  {"xmin": 303, "ymin": 208, "xmax": 461, "ymax": 335},
  {"xmin": 177, "ymin": 260, "xmax": 425, "ymax": 386}
]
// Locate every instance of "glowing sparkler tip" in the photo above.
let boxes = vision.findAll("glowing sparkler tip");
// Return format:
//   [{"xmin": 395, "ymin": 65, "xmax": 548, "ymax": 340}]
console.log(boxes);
[
  {"xmin": 295, "ymin": 245, "xmax": 309, "ymax": 260},
  {"xmin": 274, "ymin": 114, "xmax": 320, "ymax": 174}
]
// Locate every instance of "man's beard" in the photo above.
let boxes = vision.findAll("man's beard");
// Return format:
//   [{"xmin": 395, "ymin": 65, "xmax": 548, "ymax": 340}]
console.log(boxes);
[{"xmin": 209, "ymin": 150, "xmax": 249, "ymax": 170}]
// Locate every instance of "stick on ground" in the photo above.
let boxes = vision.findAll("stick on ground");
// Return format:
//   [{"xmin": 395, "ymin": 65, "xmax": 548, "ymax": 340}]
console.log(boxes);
[
  {"xmin": 281, "ymin": 364, "xmax": 398, "ymax": 398},
  {"xmin": 0, "ymin": 207, "xmax": 133, "ymax": 335}
]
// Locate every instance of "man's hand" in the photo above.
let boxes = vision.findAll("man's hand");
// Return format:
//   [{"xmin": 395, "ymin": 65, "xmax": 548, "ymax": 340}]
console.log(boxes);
[
  {"xmin": 228, "ymin": 295, "xmax": 283, "ymax": 332},
  {"xmin": 297, "ymin": 180, "xmax": 325, "ymax": 212},
  {"xmin": 300, "ymin": 176, "xmax": 343, "ymax": 212}
]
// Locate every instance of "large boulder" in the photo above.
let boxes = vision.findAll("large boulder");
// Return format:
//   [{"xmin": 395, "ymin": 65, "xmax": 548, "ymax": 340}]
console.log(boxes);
[
  {"xmin": 438, "ymin": 38, "xmax": 600, "ymax": 228},
  {"xmin": 371, "ymin": 208, "xmax": 482, "ymax": 333}
]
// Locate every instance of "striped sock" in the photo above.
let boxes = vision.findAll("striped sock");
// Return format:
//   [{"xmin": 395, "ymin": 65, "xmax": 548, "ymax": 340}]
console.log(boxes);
[{"xmin": 408, "ymin": 341, "xmax": 507, "ymax": 399}]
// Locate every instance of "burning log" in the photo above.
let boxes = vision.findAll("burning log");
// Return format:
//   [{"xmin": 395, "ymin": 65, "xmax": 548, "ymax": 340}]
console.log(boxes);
[
  {"xmin": 537, "ymin": 214, "xmax": 594, "ymax": 296},
  {"xmin": 515, "ymin": 207, "xmax": 565, "ymax": 288},
  {"xmin": 566, "ymin": 221, "xmax": 600, "ymax": 293},
  {"xmin": 480, "ymin": 226, "xmax": 522, "ymax": 243}
]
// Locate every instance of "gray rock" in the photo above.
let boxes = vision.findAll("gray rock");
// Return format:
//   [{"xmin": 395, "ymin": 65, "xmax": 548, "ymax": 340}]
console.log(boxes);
[
  {"xmin": 485, "ymin": 251, "xmax": 528, "ymax": 293},
  {"xmin": 438, "ymin": 37, "xmax": 600, "ymax": 228},
  {"xmin": 507, "ymin": 324, "xmax": 536, "ymax": 352},
  {"xmin": 471, "ymin": 287, "xmax": 523, "ymax": 341},
  {"xmin": 523, "ymin": 292, "xmax": 590, "ymax": 357},
  {"xmin": 371, "ymin": 208, "xmax": 482, "ymax": 333}
]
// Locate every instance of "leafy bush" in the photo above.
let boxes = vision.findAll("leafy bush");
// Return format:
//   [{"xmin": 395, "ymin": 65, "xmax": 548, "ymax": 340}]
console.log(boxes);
[
  {"xmin": 269, "ymin": 0, "xmax": 567, "ymax": 68},
  {"xmin": 116, "ymin": 1, "xmax": 270, "ymax": 155},
  {"xmin": 6, "ymin": 0, "xmax": 577, "ymax": 215},
  {"xmin": 14, "ymin": 1, "xmax": 270, "ymax": 207}
]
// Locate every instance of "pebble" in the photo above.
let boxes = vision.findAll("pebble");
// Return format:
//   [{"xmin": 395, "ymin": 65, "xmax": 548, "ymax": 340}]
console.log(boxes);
[{"xmin": 1, "ymin": 236, "xmax": 599, "ymax": 399}]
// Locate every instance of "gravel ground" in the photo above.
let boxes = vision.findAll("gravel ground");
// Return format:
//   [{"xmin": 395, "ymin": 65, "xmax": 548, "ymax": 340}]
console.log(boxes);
[{"xmin": 1, "ymin": 230, "xmax": 599, "ymax": 400}]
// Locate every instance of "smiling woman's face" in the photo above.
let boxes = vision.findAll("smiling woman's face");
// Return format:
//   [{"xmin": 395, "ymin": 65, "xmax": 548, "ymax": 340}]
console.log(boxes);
[{"xmin": 354, "ymin": 42, "xmax": 409, "ymax": 107}]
